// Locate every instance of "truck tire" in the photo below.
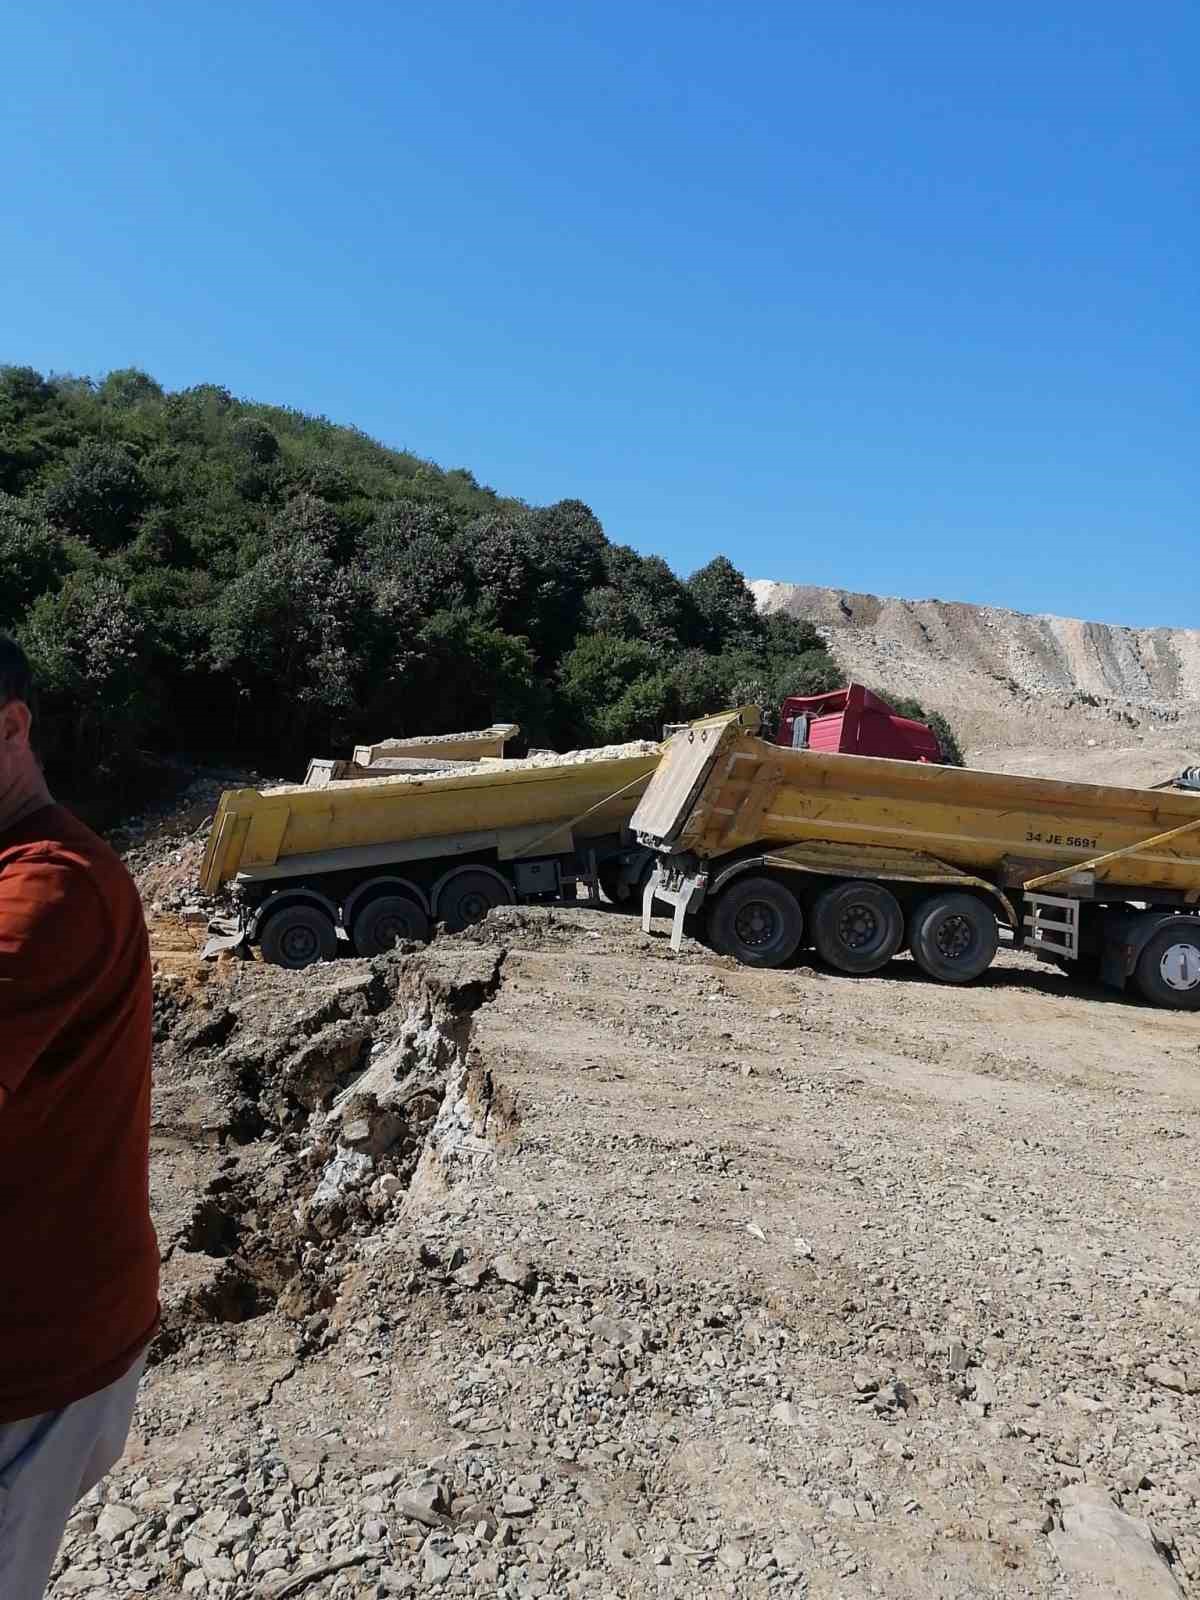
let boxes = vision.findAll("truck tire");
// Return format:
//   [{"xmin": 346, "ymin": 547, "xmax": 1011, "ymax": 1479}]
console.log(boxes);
[
  {"xmin": 1134, "ymin": 925, "xmax": 1200, "ymax": 1010},
  {"xmin": 437, "ymin": 868, "xmax": 513, "ymax": 933},
  {"xmin": 259, "ymin": 903, "xmax": 338, "ymax": 969},
  {"xmin": 597, "ymin": 862, "xmax": 627, "ymax": 905},
  {"xmin": 599, "ymin": 857, "xmax": 654, "ymax": 909},
  {"xmin": 351, "ymin": 894, "xmax": 430, "ymax": 957},
  {"xmin": 812, "ymin": 881, "xmax": 904, "ymax": 975},
  {"xmin": 708, "ymin": 876, "xmax": 803, "ymax": 968},
  {"xmin": 909, "ymin": 892, "xmax": 997, "ymax": 983}
]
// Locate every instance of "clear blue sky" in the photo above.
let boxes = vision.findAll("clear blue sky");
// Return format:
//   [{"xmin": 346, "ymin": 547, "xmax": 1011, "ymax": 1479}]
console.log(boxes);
[{"xmin": 3, "ymin": 0, "xmax": 1195, "ymax": 625}]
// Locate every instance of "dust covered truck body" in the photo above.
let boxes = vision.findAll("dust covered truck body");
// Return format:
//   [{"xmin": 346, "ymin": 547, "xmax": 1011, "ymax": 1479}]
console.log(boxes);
[
  {"xmin": 634, "ymin": 707, "xmax": 1200, "ymax": 1008},
  {"xmin": 200, "ymin": 745, "xmax": 659, "ymax": 967}
]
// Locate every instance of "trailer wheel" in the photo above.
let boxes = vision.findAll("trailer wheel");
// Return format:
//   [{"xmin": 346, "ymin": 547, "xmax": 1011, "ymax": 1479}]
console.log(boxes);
[
  {"xmin": 437, "ymin": 868, "xmax": 513, "ymax": 933},
  {"xmin": 599, "ymin": 857, "xmax": 654, "ymax": 909},
  {"xmin": 351, "ymin": 894, "xmax": 430, "ymax": 957},
  {"xmin": 259, "ymin": 903, "xmax": 338, "ymax": 970},
  {"xmin": 1134, "ymin": 926, "xmax": 1200, "ymax": 1010},
  {"xmin": 812, "ymin": 881, "xmax": 904, "ymax": 974},
  {"xmin": 598, "ymin": 862, "xmax": 627, "ymax": 905},
  {"xmin": 909, "ymin": 892, "xmax": 998, "ymax": 984},
  {"xmin": 708, "ymin": 876, "xmax": 803, "ymax": 968}
]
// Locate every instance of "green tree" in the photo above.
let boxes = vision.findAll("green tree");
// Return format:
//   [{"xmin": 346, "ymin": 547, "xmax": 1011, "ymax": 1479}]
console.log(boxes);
[
  {"xmin": 0, "ymin": 495, "xmax": 70, "ymax": 627},
  {"xmin": 0, "ymin": 366, "xmax": 78, "ymax": 494},
  {"xmin": 584, "ymin": 544, "xmax": 700, "ymax": 651},
  {"xmin": 228, "ymin": 416, "xmax": 280, "ymax": 463},
  {"xmin": 97, "ymin": 368, "xmax": 164, "ymax": 409},
  {"xmin": 21, "ymin": 571, "xmax": 149, "ymax": 774},
  {"xmin": 559, "ymin": 634, "xmax": 675, "ymax": 744},
  {"xmin": 406, "ymin": 610, "xmax": 552, "ymax": 740},
  {"xmin": 210, "ymin": 539, "xmax": 368, "ymax": 752},
  {"xmin": 685, "ymin": 555, "xmax": 761, "ymax": 651},
  {"xmin": 42, "ymin": 440, "xmax": 149, "ymax": 550}
]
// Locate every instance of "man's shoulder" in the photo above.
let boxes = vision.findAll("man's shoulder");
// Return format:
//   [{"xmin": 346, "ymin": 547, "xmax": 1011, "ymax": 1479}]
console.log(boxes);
[{"xmin": 0, "ymin": 806, "xmax": 135, "ymax": 908}]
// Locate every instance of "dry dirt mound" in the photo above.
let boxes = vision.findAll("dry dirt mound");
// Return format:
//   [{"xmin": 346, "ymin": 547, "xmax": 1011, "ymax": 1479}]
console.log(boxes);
[{"xmin": 752, "ymin": 581, "xmax": 1200, "ymax": 779}]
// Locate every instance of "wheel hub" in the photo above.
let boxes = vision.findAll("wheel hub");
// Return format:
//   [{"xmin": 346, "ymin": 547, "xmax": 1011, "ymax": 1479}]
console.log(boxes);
[
  {"xmin": 734, "ymin": 902, "xmax": 778, "ymax": 947},
  {"xmin": 934, "ymin": 914, "xmax": 974, "ymax": 960},
  {"xmin": 281, "ymin": 925, "xmax": 318, "ymax": 963},
  {"xmin": 837, "ymin": 905, "xmax": 879, "ymax": 950},
  {"xmin": 1160, "ymin": 942, "xmax": 1200, "ymax": 992}
]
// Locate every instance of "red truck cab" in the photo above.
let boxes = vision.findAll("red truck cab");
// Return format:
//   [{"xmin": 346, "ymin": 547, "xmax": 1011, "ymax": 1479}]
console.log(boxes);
[{"xmin": 776, "ymin": 683, "xmax": 942, "ymax": 762}]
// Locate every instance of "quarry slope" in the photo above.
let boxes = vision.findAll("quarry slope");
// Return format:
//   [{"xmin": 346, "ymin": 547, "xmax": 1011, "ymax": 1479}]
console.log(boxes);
[{"xmin": 752, "ymin": 582, "xmax": 1200, "ymax": 782}]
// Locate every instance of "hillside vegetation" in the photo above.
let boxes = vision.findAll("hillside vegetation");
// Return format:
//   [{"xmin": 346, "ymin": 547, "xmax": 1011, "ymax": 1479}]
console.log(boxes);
[{"xmin": 0, "ymin": 365, "xmax": 958, "ymax": 812}]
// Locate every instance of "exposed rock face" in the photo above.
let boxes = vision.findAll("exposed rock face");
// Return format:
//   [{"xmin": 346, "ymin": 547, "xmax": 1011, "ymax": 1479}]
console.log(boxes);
[{"xmin": 752, "ymin": 580, "xmax": 1200, "ymax": 773}]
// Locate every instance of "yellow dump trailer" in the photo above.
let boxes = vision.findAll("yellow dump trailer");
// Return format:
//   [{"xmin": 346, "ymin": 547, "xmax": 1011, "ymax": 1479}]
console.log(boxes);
[
  {"xmin": 200, "ymin": 746, "xmax": 659, "ymax": 967},
  {"xmin": 633, "ymin": 708, "xmax": 1200, "ymax": 1008}
]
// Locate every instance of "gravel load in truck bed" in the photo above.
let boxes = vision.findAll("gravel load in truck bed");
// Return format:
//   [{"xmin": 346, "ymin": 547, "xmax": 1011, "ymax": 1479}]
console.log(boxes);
[{"xmin": 263, "ymin": 740, "xmax": 661, "ymax": 796}]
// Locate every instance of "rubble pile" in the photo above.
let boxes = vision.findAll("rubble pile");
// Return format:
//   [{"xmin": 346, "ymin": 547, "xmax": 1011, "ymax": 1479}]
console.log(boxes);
[{"xmin": 264, "ymin": 739, "xmax": 661, "ymax": 796}]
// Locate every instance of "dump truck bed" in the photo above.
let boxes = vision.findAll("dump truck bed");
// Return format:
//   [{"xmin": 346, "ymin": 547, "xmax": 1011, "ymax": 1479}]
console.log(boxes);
[
  {"xmin": 352, "ymin": 723, "xmax": 520, "ymax": 765},
  {"xmin": 200, "ymin": 746, "xmax": 660, "ymax": 892},
  {"xmin": 632, "ymin": 708, "xmax": 1200, "ymax": 895}
]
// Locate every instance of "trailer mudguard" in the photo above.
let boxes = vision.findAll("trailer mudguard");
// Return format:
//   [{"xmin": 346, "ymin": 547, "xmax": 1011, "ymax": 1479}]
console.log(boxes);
[
  {"xmin": 1099, "ymin": 909, "xmax": 1200, "ymax": 991},
  {"xmin": 342, "ymin": 875, "xmax": 431, "ymax": 926},
  {"xmin": 709, "ymin": 841, "xmax": 1018, "ymax": 928},
  {"xmin": 246, "ymin": 886, "xmax": 342, "ymax": 943}
]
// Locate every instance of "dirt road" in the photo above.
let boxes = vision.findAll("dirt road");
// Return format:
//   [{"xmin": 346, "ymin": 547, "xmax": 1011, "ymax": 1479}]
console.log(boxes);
[{"xmin": 49, "ymin": 904, "xmax": 1199, "ymax": 1598}]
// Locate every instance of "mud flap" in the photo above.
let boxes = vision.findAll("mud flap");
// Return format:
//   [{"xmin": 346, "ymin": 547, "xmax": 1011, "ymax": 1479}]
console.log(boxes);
[{"xmin": 202, "ymin": 919, "xmax": 248, "ymax": 961}]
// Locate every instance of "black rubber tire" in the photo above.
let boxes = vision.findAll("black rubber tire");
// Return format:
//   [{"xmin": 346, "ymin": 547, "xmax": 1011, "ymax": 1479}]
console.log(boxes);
[
  {"xmin": 597, "ymin": 862, "xmax": 626, "ymax": 906},
  {"xmin": 708, "ymin": 875, "xmax": 804, "ymax": 968},
  {"xmin": 259, "ymin": 903, "xmax": 338, "ymax": 970},
  {"xmin": 351, "ymin": 894, "xmax": 430, "ymax": 957},
  {"xmin": 1134, "ymin": 925, "xmax": 1200, "ymax": 1010},
  {"xmin": 599, "ymin": 858, "xmax": 654, "ymax": 910},
  {"xmin": 908, "ymin": 892, "xmax": 998, "ymax": 984},
  {"xmin": 812, "ymin": 880, "xmax": 904, "ymax": 974},
  {"xmin": 437, "ymin": 869, "xmax": 513, "ymax": 933}
]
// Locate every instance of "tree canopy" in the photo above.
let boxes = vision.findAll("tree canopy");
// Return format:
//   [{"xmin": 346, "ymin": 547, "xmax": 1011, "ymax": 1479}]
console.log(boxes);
[{"xmin": 0, "ymin": 364, "xmax": 962, "ymax": 816}]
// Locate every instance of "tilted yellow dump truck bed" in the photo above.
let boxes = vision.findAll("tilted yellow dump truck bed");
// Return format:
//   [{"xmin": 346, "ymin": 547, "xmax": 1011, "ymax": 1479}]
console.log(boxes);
[
  {"xmin": 634, "ymin": 708, "xmax": 1200, "ymax": 891},
  {"xmin": 199, "ymin": 741, "xmax": 663, "ymax": 967},
  {"xmin": 201, "ymin": 748, "xmax": 659, "ymax": 892},
  {"xmin": 633, "ymin": 708, "xmax": 1200, "ymax": 1008}
]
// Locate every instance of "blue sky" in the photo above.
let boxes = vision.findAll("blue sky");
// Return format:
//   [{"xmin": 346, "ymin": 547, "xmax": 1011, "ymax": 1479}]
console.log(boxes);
[{"xmin": 2, "ymin": 0, "xmax": 1195, "ymax": 625}]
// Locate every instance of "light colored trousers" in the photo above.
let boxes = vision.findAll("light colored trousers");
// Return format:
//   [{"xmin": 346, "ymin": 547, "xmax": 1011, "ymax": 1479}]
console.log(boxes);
[{"xmin": 0, "ymin": 1354, "xmax": 146, "ymax": 1600}]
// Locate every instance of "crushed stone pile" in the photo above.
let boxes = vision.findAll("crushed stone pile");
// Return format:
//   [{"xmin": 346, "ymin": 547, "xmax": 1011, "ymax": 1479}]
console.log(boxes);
[{"xmin": 263, "ymin": 740, "xmax": 660, "ymax": 796}]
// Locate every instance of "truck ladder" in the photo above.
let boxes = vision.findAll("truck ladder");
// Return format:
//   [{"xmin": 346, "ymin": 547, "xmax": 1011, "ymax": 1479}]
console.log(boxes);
[{"xmin": 1024, "ymin": 894, "xmax": 1080, "ymax": 962}]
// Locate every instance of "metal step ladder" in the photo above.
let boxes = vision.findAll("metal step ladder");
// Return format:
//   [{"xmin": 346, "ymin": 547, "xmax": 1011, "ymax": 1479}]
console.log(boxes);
[{"xmin": 1024, "ymin": 893, "xmax": 1080, "ymax": 961}]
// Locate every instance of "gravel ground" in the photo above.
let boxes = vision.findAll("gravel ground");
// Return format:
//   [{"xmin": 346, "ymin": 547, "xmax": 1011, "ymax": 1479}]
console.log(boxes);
[{"xmin": 46, "ymin": 890, "xmax": 1200, "ymax": 1600}]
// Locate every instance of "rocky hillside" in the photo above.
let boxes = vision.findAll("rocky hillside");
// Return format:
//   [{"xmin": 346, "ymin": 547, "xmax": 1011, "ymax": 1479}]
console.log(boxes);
[{"xmin": 751, "ymin": 582, "xmax": 1200, "ymax": 782}]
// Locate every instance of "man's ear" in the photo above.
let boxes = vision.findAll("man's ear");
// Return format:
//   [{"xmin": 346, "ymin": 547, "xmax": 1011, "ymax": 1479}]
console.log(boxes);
[{"xmin": 0, "ymin": 699, "xmax": 32, "ymax": 748}]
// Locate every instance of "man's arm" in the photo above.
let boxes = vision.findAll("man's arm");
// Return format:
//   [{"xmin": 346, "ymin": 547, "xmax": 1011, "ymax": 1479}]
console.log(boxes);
[{"xmin": 0, "ymin": 854, "xmax": 106, "ymax": 1100}]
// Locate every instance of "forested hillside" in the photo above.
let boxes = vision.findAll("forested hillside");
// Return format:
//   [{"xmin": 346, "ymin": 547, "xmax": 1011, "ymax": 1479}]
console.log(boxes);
[{"xmin": 0, "ymin": 365, "xmax": 957, "ymax": 811}]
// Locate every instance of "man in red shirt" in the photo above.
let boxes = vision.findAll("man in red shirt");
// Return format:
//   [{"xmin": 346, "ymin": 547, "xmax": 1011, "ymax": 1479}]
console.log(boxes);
[{"xmin": 0, "ymin": 636, "xmax": 159, "ymax": 1598}]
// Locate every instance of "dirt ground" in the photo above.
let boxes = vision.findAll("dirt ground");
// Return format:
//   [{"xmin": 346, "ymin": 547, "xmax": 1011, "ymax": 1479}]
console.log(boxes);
[{"xmin": 47, "ymin": 882, "xmax": 1199, "ymax": 1599}]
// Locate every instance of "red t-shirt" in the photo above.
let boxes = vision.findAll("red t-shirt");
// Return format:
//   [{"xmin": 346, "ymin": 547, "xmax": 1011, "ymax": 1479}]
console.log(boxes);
[{"xmin": 0, "ymin": 804, "xmax": 159, "ymax": 1423}]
